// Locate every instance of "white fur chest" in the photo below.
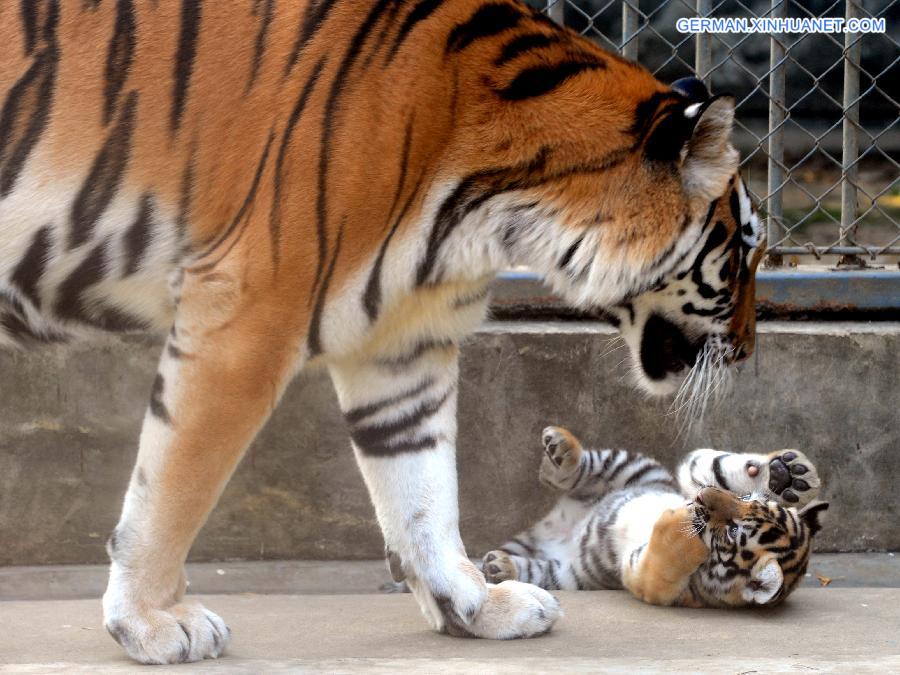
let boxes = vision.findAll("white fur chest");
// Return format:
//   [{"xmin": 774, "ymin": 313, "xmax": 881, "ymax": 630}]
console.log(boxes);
[{"xmin": 612, "ymin": 492, "xmax": 686, "ymax": 560}]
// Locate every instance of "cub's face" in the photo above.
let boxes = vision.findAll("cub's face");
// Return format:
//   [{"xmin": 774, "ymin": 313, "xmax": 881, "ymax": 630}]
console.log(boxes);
[
  {"xmin": 691, "ymin": 487, "xmax": 828, "ymax": 608},
  {"xmin": 612, "ymin": 174, "xmax": 765, "ymax": 397}
]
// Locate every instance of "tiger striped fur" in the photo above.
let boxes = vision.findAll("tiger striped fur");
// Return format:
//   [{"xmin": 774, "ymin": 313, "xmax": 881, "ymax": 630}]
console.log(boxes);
[
  {"xmin": 1, "ymin": 0, "xmax": 764, "ymax": 663},
  {"xmin": 484, "ymin": 427, "xmax": 828, "ymax": 608}
]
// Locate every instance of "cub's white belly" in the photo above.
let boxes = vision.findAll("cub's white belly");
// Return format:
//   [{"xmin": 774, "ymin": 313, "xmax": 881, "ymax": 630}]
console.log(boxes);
[{"xmin": 612, "ymin": 492, "xmax": 686, "ymax": 560}]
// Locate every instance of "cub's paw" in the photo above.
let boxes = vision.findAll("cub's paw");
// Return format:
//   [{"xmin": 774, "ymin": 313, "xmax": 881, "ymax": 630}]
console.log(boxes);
[
  {"xmin": 539, "ymin": 426, "xmax": 583, "ymax": 489},
  {"xmin": 105, "ymin": 602, "xmax": 230, "ymax": 664},
  {"xmin": 482, "ymin": 550, "xmax": 518, "ymax": 584},
  {"xmin": 763, "ymin": 449, "xmax": 820, "ymax": 506},
  {"xmin": 470, "ymin": 581, "xmax": 561, "ymax": 639}
]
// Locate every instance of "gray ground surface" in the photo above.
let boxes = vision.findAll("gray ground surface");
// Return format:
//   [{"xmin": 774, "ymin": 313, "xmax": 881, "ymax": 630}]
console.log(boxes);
[
  {"xmin": 2, "ymin": 557, "xmax": 899, "ymax": 673},
  {"xmin": 1, "ymin": 554, "xmax": 898, "ymax": 601},
  {"xmin": 2, "ymin": 589, "xmax": 898, "ymax": 673}
]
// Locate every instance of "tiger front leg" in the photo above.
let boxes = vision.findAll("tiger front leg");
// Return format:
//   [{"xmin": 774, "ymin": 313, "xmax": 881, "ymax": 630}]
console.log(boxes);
[
  {"xmin": 103, "ymin": 266, "xmax": 304, "ymax": 664},
  {"xmin": 331, "ymin": 349, "xmax": 560, "ymax": 639},
  {"xmin": 677, "ymin": 448, "xmax": 821, "ymax": 506},
  {"xmin": 621, "ymin": 506, "xmax": 709, "ymax": 607}
]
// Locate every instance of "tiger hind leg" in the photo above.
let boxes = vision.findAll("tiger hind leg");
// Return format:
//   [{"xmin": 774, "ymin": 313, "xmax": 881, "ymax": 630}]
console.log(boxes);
[
  {"xmin": 676, "ymin": 448, "xmax": 820, "ymax": 506},
  {"xmin": 540, "ymin": 426, "xmax": 676, "ymax": 498},
  {"xmin": 482, "ymin": 551, "xmax": 575, "ymax": 591},
  {"xmin": 103, "ymin": 265, "xmax": 305, "ymax": 664}
]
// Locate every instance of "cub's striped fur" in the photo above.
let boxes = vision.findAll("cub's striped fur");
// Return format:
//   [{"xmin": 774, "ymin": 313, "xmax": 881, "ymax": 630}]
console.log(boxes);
[
  {"xmin": 484, "ymin": 427, "xmax": 827, "ymax": 608},
  {"xmin": 2, "ymin": 0, "xmax": 763, "ymax": 663}
]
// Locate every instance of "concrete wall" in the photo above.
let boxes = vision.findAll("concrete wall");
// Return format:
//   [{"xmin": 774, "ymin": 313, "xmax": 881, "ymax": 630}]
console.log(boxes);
[{"xmin": 1, "ymin": 322, "xmax": 897, "ymax": 566}]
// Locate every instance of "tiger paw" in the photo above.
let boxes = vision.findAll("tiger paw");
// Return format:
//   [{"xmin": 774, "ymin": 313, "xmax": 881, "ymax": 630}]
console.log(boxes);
[
  {"xmin": 469, "ymin": 581, "xmax": 560, "ymax": 639},
  {"xmin": 104, "ymin": 601, "xmax": 230, "ymax": 664},
  {"xmin": 761, "ymin": 449, "xmax": 820, "ymax": 506},
  {"xmin": 538, "ymin": 426, "xmax": 583, "ymax": 489},
  {"xmin": 482, "ymin": 550, "xmax": 519, "ymax": 584}
]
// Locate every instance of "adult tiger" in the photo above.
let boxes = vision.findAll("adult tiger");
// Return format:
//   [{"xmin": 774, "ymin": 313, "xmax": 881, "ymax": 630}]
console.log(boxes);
[{"xmin": 0, "ymin": 0, "xmax": 764, "ymax": 663}]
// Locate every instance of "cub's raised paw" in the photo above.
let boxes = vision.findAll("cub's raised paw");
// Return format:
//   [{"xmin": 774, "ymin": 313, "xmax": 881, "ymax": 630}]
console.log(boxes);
[
  {"xmin": 764, "ymin": 449, "xmax": 820, "ymax": 506},
  {"xmin": 539, "ymin": 426, "xmax": 583, "ymax": 489},
  {"xmin": 482, "ymin": 550, "xmax": 518, "ymax": 584}
]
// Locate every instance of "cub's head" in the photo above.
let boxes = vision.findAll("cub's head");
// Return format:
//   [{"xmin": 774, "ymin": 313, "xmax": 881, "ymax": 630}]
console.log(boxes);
[{"xmin": 691, "ymin": 487, "xmax": 828, "ymax": 608}]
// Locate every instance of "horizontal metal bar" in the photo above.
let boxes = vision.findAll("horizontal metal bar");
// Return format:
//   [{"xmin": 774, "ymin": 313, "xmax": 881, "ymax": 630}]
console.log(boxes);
[
  {"xmin": 755, "ymin": 269, "xmax": 900, "ymax": 312},
  {"xmin": 769, "ymin": 247, "xmax": 900, "ymax": 257},
  {"xmin": 491, "ymin": 270, "xmax": 900, "ymax": 312}
]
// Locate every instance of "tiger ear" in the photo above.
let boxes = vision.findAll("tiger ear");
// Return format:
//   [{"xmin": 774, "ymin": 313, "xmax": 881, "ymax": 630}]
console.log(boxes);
[
  {"xmin": 743, "ymin": 556, "xmax": 784, "ymax": 605},
  {"xmin": 798, "ymin": 501, "xmax": 829, "ymax": 537},
  {"xmin": 681, "ymin": 96, "xmax": 739, "ymax": 205}
]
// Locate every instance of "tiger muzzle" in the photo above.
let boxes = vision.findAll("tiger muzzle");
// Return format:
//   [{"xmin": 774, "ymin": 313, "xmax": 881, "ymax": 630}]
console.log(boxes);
[{"xmin": 639, "ymin": 314, "xmax": 703, "ymax": 381}]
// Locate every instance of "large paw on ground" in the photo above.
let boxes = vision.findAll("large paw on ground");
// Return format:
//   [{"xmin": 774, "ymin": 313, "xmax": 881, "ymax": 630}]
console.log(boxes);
[
  {"xmin": 469, "ymin": 581, "xmax": 561, "ymax": 639},
  {"xmin": 482, "ymin": 550, "xmax": 518, "ymax": 584},
  {"xmin": 764, "ymin": 449, "xmax": 820, "ymax": 506},
  {"xmin": 105, "ymin": 602, "xmax": 230, "ymax": 664}
]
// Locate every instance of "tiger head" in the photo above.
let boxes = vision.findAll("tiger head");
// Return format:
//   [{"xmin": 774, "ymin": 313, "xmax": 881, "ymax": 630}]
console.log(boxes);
[
  {"xmin": 597, "ymin": 79, "xmax": 765, "ymax": 398},
  {"xmin": 690, "ymin": 486, "xmax": 829, "ymax": 608},
  {"xmin": 445, "ymin": 11, "xmax": 763, "ymax": 400},
  {"xmin": 608, "ymin": 162, "xmax": 765, "ymax": 398}
]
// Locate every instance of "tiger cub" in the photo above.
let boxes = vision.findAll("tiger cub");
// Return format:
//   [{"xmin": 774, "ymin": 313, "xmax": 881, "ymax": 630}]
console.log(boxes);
[{"xmin": 483, "ymin": 427, "xmax": 827, "ymax": 608}]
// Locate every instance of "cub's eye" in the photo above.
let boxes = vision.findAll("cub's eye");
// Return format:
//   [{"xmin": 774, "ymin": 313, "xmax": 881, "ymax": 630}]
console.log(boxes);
[{"xmin": 728, "ymin": 524, "xmax": 739, "ymax": 541}]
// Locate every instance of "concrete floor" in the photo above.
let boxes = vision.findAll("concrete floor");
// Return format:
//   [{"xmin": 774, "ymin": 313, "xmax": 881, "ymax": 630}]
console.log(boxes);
[
  {"xmin": 2, "ymin": 589, "xmax": 899, "ymax": 673},
  {"xmin": 2, "ymin": 553, "xmax": 898, "ymax": 601}
]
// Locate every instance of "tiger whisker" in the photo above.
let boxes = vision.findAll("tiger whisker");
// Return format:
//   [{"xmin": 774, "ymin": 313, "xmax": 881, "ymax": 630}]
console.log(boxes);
[
  {"xmin": 671, "ymin": 337, "xmax": 734, "ymax": 440},
  {"xmin": 598, "ymin": 336, "xmax": 626, "ymax": 359}
]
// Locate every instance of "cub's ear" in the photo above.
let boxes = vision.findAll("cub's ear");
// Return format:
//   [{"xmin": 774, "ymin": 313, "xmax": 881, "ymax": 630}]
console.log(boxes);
[
  {"xmin": 681, "ymin": 96, "xmax": 739, "ymax": 205},
  {"xmin": 798, "ymin": 501, "xmax": 829, "ymax": 537},
  {"xmin": 742, "ymin": 556, "xmax": 784, "ymax": 605}
]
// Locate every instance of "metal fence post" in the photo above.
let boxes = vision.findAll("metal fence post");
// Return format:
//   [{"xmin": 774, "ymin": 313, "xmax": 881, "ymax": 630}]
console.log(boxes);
[
  {"xmin": 547, "ymin": 0, "xmax": 565, "ymax": 25},
  {"xmin": 839, "ymin": 0, "xmax": 863, "ymax": 266},
  {"xmin": 622, "ymin": 1, "xmax": 640, "ymax": 61},
  {"xmin": 695, "ymin": 0, "xmax": 712, "ymax": 84},
  {"xmin": 766, "ymin": 0, "xmax": 787, "ymax": 266}
]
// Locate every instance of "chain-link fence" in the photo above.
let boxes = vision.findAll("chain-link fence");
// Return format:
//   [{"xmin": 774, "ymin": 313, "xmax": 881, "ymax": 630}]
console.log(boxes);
[{"xmin": 532, "ymin": 0, "xmax": 899, "ymax": 268}]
